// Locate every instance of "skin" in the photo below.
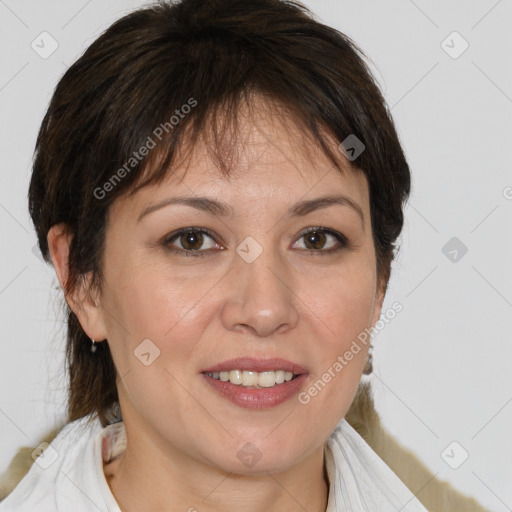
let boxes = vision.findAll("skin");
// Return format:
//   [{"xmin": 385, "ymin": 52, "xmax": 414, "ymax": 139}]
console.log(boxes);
[{"xmin": 48, "ymin": 98, "xmax": 385, "ymax": 512}]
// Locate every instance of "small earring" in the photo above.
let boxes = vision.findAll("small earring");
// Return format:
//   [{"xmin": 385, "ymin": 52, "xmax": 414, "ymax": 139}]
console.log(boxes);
[
  {"xmin": 91, "ymin": 338, "xmax": 97, "ymax": 353},
  {"xmin": 363, "ymin": 345, "xmax": 373, "ymax": 375}
]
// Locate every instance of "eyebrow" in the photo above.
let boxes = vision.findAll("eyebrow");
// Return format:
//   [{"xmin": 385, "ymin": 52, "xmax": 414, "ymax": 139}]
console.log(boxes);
[{"xmin": 137, "ymin": 194, "xmax": 364, "ymax": 228}]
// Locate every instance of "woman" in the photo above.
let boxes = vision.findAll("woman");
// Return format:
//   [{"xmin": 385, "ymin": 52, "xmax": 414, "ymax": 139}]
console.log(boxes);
[{"xmin": 0, "ymin": 0, "xmax": 491, "ymax": 510}]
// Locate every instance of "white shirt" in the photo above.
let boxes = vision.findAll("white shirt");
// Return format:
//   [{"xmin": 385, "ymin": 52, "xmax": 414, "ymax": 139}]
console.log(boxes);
[{"xmin": 0, "ymin": 414, "xmax": 428, "ymax": 511}]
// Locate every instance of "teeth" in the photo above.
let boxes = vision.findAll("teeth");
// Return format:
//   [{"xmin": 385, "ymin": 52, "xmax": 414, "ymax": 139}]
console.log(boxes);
[
  {"xmin": 229, "ymin": 370, "xmax": 242, "ymax": 385},
  {"xmin": 242, "ymin": 371, "xmax": 259, "ymax": 386},
  {"xmin": 204, "ymin": 370, "xmax": 297, "ymax": 387}
]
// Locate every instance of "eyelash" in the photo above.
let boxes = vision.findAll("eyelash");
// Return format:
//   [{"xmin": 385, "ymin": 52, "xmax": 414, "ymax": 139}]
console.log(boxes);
[{"xmin": 163, "ymin": 226, "xmax": 350, "ymax": 258}]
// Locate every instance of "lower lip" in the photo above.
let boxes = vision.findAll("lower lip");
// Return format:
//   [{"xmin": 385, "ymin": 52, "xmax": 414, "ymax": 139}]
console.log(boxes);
[{"xmin": 201, "ymin": 373, "xmax": 309, "ymax": 409}]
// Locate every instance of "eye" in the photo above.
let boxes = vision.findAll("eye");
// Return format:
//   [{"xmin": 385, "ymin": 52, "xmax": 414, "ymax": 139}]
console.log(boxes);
[
  {"xmin": 164, "ymin": 228, "xmax": 221, "ymax": 257},
  {"xmin": 163, "ymin": 226, "xmax": 349, "ymax": 258},
  {"xmin": 292, "ymin": 227, "xmax": 349, "ymax": 254}
]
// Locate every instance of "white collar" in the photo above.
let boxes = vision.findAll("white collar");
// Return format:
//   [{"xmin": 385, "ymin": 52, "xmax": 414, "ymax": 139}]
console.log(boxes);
[
  {"xmin": 0, "ymin": 415, "xmax": 427, "ymax": 511},
  {"xmin": 324, "ymin": 419, "xmax": 428, "ymax": 511},
  {"xmin": 96, "ymin": 417, "xmax": 427, "ymax": 512}
]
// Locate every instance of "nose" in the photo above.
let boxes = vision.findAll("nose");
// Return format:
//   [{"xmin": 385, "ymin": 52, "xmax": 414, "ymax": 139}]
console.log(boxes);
[{"xmin": 220, "ymin": 243, "xmax": 299, "ymax": 338}]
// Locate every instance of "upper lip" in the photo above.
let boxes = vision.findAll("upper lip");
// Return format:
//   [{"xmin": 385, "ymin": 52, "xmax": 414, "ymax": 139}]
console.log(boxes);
[{"xmin": 201, "ymin": 357, "xmax": 308, "ymax": 375}]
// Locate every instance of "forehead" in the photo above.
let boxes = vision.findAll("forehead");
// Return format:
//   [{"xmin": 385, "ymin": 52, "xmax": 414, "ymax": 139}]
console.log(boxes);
[{"xmin": 112, "ymin": 96, "xmax": 369, "ymax": 221}]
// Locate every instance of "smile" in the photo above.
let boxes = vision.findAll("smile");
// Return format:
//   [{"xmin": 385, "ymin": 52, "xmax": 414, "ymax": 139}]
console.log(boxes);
[
  {"xmin": 202, "ymin": 369, "xmax": 298, "ymax": 388},
  {"xmin": 200, "ymin": 357, "xmax": 309, "ymax": 408}
]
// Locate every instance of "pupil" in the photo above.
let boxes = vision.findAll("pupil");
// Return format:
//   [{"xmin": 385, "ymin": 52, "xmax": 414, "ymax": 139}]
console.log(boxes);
[
  {"xmin": 182, "ymin": 231, "xmax": 203, "ymax": 250},
  {"xmin": 305, "ymin": 231, "xmax": 325, "ymax": 250}
]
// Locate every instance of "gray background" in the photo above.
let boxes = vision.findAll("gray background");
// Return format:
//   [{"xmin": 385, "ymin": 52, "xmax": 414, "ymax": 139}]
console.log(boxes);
[{"xmin": 1, "ymin": 1, "xmax": 511, "ymax": 510}]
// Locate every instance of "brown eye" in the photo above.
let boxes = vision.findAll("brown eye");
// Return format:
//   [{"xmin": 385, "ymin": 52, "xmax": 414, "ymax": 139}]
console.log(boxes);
[
  {"xmin": 293, "ymin": 227, "xmax": 348, "ymax": 254},
  {"xmin": 179, "ymin": 231, "xmax": 204, "ymax": 251},
  {"xmin": 165, "ymin": 228, "xmax": 219, "ymax": 257},
  {"xmin": 164, "ymin": 226, "xmax": 349, "ymax": 258},
  {"xmin": 303, "ymin": 230, "xmax": 327, "ymax": 250}
]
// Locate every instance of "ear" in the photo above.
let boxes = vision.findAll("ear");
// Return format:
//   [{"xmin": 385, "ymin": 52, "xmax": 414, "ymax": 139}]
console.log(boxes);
[
  {"xmin": 47, "ymin": 223, "xmax": 108, "ymax": 342},
  {"xmin": 369, "ymin": 278, "xmax": 386, "ymax": 329}
]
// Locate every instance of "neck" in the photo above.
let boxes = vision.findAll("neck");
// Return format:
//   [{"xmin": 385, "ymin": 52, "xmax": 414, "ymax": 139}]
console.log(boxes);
[{"xmin": 104, "ymin": 422, "xmax": 329, "ymax": 512}]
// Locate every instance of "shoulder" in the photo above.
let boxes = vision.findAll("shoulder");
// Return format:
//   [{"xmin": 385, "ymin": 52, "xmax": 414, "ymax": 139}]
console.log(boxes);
[
  {"xmin": 345, "ymin": 381, "xmax": 491, "ymax": 512},
  {"xmin": 0, "ymin": 414, "xmax": 102, "ymax": 511}
]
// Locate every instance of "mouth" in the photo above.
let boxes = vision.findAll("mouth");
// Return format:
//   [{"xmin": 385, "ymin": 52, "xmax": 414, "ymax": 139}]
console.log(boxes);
[
  {"xmin": 200, "ymin": 357, "xmax": 308, "ymax": 408},
  {"xmin": 202, "ymin": 369, "xmax": 300, "ymax": 388},
  {"xmin": 201, "ymin": 357, "xmax": 307, "ymax": 388}
]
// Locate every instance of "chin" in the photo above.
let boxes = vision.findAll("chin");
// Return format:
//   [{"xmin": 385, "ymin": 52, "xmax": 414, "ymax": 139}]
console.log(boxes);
[{"xmin": 201, "ymin": 435, "xmax": 314, "ymax": 476}]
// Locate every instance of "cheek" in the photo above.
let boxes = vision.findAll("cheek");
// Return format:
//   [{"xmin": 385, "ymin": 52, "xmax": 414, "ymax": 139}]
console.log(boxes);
[
  {"xmin": 308, "ymin": 261, "xmax": 377, "ymax": 340},
  {"xmin": 301, "ymin": 260, "xmax": 376, "ymax": 401},
  {"xmin": 103, "ymin": 260, "xmax": 217, "ymax": 369},
  {"xmin": 101, "ymin": 267, "xmax": 212, "ymax": 414}
]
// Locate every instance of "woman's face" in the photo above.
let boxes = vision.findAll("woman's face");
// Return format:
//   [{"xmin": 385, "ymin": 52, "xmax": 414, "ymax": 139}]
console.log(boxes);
[{"xmin": 82, "ymin": 102, "xmax": 384, "ymax": 474}]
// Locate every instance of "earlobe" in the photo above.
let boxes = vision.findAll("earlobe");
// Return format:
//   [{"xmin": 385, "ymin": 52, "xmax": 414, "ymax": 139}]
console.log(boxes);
[{"xmin": 47, "ymin": 223, "xmax": 108, "ymax": 342}]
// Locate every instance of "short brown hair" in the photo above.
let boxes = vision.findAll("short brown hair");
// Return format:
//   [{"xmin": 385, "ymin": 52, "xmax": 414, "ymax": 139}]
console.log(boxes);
[{"xmin": 29, "ymin": 0, "xmax": 410, "ymax": 426}]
